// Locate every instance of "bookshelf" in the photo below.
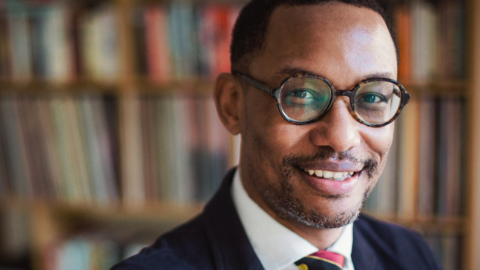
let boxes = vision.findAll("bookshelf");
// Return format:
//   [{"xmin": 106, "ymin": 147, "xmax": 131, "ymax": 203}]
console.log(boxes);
[
  {"xmin": 0, "ymin": 0, "xmax": 476, "ymax": 270},
  {"xmin": 465, "ymin": 0, "xmax": 480, "ymax": 269}
]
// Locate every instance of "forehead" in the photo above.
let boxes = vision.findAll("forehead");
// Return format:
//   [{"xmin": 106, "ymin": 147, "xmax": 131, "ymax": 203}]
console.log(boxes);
[{"xmin": 251, "ymin": 3, "xmax": 397, "ymax": 87}]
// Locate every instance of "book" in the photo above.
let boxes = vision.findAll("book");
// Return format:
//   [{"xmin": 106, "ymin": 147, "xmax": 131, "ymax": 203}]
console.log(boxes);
[
  {"xmin": 0, "ymin": 96, "xmax": 31, "ymax": 197},
  {"xmin": 144, "ymin": 6, "xmax": 171, "ymax": 83},
  {"xmin": 397, "ymin": 97, "xmax": 419, "ymax": 219},
  {"xmin": 43, "ymin": 4, "xmax": 74, "ymax": 82},
  {"xmin": 80, "ymin": 95, "xmax": 110, "ymax": 205},
  {"xmin": 140, "ymin": 96, "xmax": 156, "ymax": 202},
  {"xmin": 0, "ymin": 110, "xmax": 8, "ymax": 196},
  {"xmin": 119, "ymin": 95, "xmax": 145, "ymax": 208},
  {"xmin": 35, "ymin": 97, "xmax": 62, "ymax": 200},
  {"xmin": 80, "ymin": 5, "xmax": 119, "ymax": 81},
  {"xmin": 437, "ymin": 98, "xmax": 463, "ymax": 217},
  {"xmin": 6, "ymin": 0, "xmax": 32, "ymax": 82},
  {"xmin": 0, "ymin": 5, "xmax": 9, "ymax": 79},
  {"xmin": 395, "ymin": 5, "xmax": 411, "ymax": 83},
  {"xmin": 417, "ymin": 97, "xmax": 436, "ymax": 217},
  {"xmin": 132, "ymin": 7, "xmax": 147, "ymax": 77},
  {"xmin": 48, "ymin": 236, "xmax": 120, "ymax": 270}
]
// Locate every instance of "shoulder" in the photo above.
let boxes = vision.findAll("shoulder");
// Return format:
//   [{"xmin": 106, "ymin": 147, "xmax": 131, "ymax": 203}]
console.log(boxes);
[
  {"xmin": 110, "ymin": 215, "xmax": 216, "ymax": 270},
  {"xmin": 353, "ymin": 213, "xmax": 443, "ymax": 270},
  {"xmin": 354, "ymin": 213, "xmax": 425, "ymax": 245}
]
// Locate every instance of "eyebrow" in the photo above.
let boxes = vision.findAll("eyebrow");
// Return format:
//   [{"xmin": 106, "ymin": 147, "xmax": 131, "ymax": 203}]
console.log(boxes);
[{"xmin": 276, "ymin": 66, "xmax": 395, "ymax": 81}]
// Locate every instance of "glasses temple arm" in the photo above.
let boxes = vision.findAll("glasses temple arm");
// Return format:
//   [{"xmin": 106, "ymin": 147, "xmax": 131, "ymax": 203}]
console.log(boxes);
[{"xmin": 236, "ymin": 74, "xmax": 275, "ymax": 96}]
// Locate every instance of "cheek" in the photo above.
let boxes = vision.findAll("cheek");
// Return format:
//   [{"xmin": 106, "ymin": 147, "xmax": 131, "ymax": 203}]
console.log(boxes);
[
  {"xmin": 360, "ymin": 124, "xmax": 394, "ymax": 173},
  {"xmin": 241, "ymin": 92, "xmax": 310, "ymax": 168}
]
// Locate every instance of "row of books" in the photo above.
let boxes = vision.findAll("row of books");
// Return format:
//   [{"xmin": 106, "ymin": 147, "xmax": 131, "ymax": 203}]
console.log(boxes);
[
  {"xmin": 0, "ymin": 0, "xmax": 466, "ymax": 84},
  {"xmin": 423, "ymin": 232, "xmax": 462, "ymax": 270},
  {"xmin": 0, "ymin": 1, "xmax": 120, "ymax": 82},
  {"xmin": 0, "ymin": 93, "xmax": 233, "ymax": 206},
  {"xmin": 0, "ymin": 1, "xmax": 240, "ymax": 83},
  {"xmin": 43, "ymin": 235, "xmax": 122, "ymax": 270},
  {"xmin": 133, "ymin": 4, "xmax": 240, "ymax": 82},
  {"xmin": 0, "ymin": 94, "xmax": 119, "ymax": 205},
  {"xmin": 395, "ymin": 1, "xmax": 465, "ymax": 82},
  {"xmin": 119, "ymin": 94, "xmax": 232, "ymax": 206},
  {"xmin": 364, "ymin": 96, "xmax": 465, "ymax": 218}
]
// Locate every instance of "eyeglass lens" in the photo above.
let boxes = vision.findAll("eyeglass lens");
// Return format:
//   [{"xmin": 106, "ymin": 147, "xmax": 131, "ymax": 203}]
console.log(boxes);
[{"xmin": 278, "ymin": 77, "xmax": 402, "ymax": 125}]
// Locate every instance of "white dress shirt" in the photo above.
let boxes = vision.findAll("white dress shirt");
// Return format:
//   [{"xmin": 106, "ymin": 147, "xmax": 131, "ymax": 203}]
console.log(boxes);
[{"xmin": 231, "ymin": 169, "xmax": 355, "ymax": 270}]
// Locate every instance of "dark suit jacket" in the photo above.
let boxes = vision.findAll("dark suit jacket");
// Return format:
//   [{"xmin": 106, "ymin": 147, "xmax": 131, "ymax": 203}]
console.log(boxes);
[{"xmin": 111, "ymin": 168, "xmax": 443, "ymax": 270}]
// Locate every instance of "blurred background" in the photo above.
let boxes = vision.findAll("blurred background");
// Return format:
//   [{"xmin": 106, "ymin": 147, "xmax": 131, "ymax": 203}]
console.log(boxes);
[{"xmin": 0, "ymin": 0, "xmax": 476, "ymax": 269}]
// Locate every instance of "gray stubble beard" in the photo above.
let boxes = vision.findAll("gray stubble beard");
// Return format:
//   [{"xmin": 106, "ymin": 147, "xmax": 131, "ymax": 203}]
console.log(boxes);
[{"xmin": 253, "ymin": 152, "xmax": 378, "ymax": 229}]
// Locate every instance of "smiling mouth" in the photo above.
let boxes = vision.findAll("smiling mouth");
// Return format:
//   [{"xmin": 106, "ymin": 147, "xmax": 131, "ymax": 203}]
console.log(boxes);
[{"xmin": 300, "ymin": 168, "xmax": 357, "ymax": 181}]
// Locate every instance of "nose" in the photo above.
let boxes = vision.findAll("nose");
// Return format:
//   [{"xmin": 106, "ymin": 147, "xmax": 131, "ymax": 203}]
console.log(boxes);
[{"xmin": 309, "ymin": 97, "xmax": 362, "ymax": 152}]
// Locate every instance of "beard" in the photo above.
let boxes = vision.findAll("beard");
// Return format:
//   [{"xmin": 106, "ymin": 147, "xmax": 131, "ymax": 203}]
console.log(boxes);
[{"xmin": 250, "ymin": 148, "xmax": 379, "ymax": 229}]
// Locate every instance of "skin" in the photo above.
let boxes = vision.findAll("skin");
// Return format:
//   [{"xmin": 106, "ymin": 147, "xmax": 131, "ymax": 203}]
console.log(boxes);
[{"xmin": 214, "ymin": 3, "xmax": 397, "ymax": 250}]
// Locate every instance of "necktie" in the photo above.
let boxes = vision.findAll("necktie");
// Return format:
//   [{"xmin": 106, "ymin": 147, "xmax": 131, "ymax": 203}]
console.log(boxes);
[{"xmin": 295, "ymin": 250, "xmax": 345, "ymax": 270}]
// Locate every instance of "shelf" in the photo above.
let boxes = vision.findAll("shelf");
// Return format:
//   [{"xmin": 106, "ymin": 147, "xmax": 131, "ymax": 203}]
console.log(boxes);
[
  {"xmin": 0, "ymin": 78, "xmax": 468, "ymax": 97},
  {"xmin": 0, "ymin": 198, "xmax": 463, "ymax": 234},
  {"xmin": 0, "ymin": 78, "xmax": 217, "ymax": 95},
  {"xmin": 0, "ymin": 197, "xmax": 205, "ymax": 244},
  {"xmin": 133, "ymin": 0, "xmax": 248, "ymax": 5},
  {"xmin": 134, "ymin": 77, "xmax": 216, "ymax": 95},
  {"xmin": 0, "ymin": 197, "xmax": 204, "ymax": 224},
  {"xmin": 362, "ymin": 211, "xmax": 466, "ymax": 234},
  {"xmin": 403, "ymin": 80, "xmax": 467, "ymax": 98},
  {"xmin": 0, "ymin": 79, "xmax": 121, "ymax": 94}
]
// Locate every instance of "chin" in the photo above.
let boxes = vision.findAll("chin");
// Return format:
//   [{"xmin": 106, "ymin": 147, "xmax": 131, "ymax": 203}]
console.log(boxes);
[
  {"xmin": 257, "ymin": 177, "xmax": 366, "ymax": 229},
  {"xmin": 266, "ymin": 166, "xmax": 377, "ymax": 229},
  {"xmin": 284, "ymin": 196, "xmax": 363, "ymax": 229}
]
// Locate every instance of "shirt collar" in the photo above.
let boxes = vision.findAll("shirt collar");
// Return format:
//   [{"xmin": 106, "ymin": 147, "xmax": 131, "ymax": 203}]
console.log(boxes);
[{"xmin": 231, "ymin": 168, "xmax": 354, "ymax": 270}]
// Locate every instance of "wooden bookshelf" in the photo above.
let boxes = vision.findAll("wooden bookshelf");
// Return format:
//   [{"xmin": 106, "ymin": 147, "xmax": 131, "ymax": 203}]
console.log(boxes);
[
  {"xmin": 0, "ymin": 79, "xmax": 121, "ymax": 93},
  {"xmin": 403, "ymin": 81, "xmax": 467, "ymax": 98},
  {"xmin": 464, "ymin": 0, "xmax": 480, "ymax": 269},
  {"xmin": 0, "ymin": 0, "xmax": 476, "ymax": 270}
]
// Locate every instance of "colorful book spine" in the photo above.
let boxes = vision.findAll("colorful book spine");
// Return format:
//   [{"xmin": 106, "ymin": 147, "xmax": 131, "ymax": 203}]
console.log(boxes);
[{"xmin": 394, "ymin": 1, "xmax": 466, "ymax": 83}]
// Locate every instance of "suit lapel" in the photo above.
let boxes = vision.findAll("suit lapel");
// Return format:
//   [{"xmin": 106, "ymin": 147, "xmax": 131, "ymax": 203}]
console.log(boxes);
[
  {"xmin": 202, "ymin": 168, "xmax": 264, "ymax": 270},
  {"xmin": 351, "ymin": 222, "xmax": 378, "ymax": 270}
]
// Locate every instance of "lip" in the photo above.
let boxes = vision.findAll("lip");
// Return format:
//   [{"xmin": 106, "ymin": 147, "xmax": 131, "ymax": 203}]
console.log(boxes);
[{"xmin": 299, "ymin": 168, "xmax": 360, "ymax": 195}]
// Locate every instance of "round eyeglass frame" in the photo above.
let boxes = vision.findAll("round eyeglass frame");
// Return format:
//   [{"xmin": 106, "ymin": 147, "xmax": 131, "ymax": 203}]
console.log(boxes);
[{"xmin": 233, "ymin": 72, "xmax": 410, "ymax": 127}]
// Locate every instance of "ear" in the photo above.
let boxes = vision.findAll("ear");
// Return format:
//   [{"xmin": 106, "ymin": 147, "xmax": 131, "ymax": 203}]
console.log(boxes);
[{"xmin": 214, "ymin": 73, "xmax": 242, "ymax": 135}]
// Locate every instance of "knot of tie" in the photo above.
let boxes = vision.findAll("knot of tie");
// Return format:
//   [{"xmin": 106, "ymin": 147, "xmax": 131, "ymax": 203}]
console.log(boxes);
[{"xmin": 295, "ymin": 250, "xmax": 345, "ymax": 270}]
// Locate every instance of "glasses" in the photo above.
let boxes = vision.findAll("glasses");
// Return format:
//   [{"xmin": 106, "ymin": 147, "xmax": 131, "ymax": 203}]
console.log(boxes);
[{"xmin": 234, "ymin": 72, "xmax": 410, "ymax": 127}]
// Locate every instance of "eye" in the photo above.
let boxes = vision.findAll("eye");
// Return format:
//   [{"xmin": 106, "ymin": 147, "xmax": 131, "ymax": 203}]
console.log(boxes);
[
  {"xmin": 283, "ymin": 89, "xmax": 324, "ymax": 106},
  {"xmin": 357, "ymin": 93, "xmax": 387, "ymax": 104},
  {"xmin": 286, "ymin": 89, "xmax": 315, "ymax": 99}
]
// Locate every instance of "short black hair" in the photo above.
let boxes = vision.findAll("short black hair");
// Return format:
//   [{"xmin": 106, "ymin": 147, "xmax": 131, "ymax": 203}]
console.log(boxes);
[{"xmin": 230, "ymin": 0, "xmax": 399, "ymax": 73}]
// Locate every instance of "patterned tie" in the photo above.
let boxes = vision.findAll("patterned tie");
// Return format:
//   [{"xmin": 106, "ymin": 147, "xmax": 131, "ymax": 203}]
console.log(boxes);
[{"xmin": 295, "ymin": 250, "xmax": 345, "ymax": 270}]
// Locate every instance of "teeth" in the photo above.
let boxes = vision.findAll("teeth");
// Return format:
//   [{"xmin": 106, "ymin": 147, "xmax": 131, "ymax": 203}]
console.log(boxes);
[
  {"xmin": 332, "ymin": 172, "xmax": 343, "ymax": 178},
  {"xmin": 323, "ymin": 171, "xmax": 333, "ymax": 178},
  {"xmin": 302, "ymin": 168, "xmax": 355, "ymax": 181}
]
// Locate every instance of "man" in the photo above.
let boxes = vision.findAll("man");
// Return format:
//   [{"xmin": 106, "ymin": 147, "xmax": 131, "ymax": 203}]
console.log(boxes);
[{"xmin": 112, "ymin": 0, "xmax": 442, "ymax": 269}]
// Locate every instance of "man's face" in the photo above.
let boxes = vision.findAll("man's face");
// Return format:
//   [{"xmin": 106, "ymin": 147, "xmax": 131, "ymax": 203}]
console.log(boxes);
[{"xmin": 238, "ymin": 3, "xmax": 397, "ymax": 229}]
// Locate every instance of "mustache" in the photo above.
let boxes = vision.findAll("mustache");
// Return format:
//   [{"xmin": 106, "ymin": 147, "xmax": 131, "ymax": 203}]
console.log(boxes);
[{"xmin": 281, "ymin": 148, "xmax": 378, "ymax": 178}]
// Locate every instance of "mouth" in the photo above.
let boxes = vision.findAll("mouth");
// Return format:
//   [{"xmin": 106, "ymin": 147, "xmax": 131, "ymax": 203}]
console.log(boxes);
[
  {"xmin": 297, "ymin": 166, "xmax": 362, "ymax": 195},
  {"xmin": 301, "ymin": 168, "xmax": 356, "ymax": 181}
]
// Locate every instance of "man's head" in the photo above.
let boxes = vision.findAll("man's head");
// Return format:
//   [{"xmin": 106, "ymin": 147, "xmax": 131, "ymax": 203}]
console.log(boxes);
[
  {"xmin": 230, "ymin": 0, "xmax": 399, "ymax": 74},
  {"xmin": 214, "ymin": 0, "xmax": 399, "ymax": 230}
]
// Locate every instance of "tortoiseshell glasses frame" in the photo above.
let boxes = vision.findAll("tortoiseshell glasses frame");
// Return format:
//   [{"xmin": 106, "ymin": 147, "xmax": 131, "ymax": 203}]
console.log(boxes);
[{"xmin": 233, "ymin": 71, "xmax": 410, "ymax": 127}]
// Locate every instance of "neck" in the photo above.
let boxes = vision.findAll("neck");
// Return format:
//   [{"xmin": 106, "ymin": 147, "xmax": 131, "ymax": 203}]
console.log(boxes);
[{"xmin": 279, "ymin": 219, "xmax": 344, "ymax": 250}]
